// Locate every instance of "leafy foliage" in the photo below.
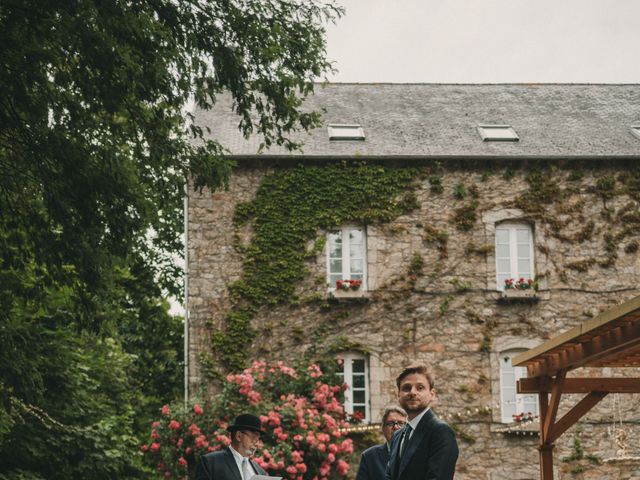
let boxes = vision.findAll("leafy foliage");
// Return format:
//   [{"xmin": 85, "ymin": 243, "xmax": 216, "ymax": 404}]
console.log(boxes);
[
  {"xmin": 514, "ymin": 168, "xmax": 562, "ymax": 214},
  {"xmin": 0, "ymin": 0, "xmax": 341, "ymax": 477},
  {"xmin": 0, "ymin": 213, "xmax": 182, "ymax": 478},
  {"xmin": 213, "ymin": 164, "xmax": 418, "ymax": 372}
]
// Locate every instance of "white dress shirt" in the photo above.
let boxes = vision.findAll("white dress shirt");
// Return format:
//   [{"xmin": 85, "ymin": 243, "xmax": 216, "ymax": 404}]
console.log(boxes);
[{"xmin": 229, "ymin": 446, "xmax": 255, "ymax": 479}]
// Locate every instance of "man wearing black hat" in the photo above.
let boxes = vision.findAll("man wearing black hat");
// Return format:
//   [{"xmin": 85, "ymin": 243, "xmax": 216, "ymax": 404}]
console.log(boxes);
[{"xmin": 196, "ymin": 413, "xmax": 269, "ymax": 480}]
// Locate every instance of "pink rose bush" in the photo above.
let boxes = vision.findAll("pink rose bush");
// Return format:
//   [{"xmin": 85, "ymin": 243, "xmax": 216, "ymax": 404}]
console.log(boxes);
[{"xmin": 142, "ymin": 361, "xmax": 355, "ymax": 479}]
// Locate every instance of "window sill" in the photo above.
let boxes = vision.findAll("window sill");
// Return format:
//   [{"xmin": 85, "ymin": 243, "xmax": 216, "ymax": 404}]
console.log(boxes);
[
  {"xmin": 498, "ymin": 289, "xmax": 538, "ymax": 302},
  {"xmin": 328, "ymin": 289, "xmax": 370, "ymax": 301}
]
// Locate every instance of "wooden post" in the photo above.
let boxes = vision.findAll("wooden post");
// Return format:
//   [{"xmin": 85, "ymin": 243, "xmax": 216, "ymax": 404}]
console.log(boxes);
[
  {"xmin": 538, "ymin": 390, "xmax": 552, "ymax": 480},
  {"xmin": 537, "ymin": 373, "xmax": 565, "ymax": 480},
  {"xmin": 538, "ymin": 391, "xmax": 549, "ymax": 442},
  {"xmin": 539, "ymin": 443, "xmax": 555, "ymax": 480}
]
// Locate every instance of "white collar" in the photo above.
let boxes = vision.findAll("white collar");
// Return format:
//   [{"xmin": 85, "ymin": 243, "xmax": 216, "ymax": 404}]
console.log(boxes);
[
  {"xmin": 407, "ymin": 407, "xmax": 430, "ymax": 435},
  {"xmin": 229, "ymin": 445, "xmax": 254, "ymax": 477},
  {"xmin": 229, "ymin": 445, "xmax": 246, "ymax": 462}
]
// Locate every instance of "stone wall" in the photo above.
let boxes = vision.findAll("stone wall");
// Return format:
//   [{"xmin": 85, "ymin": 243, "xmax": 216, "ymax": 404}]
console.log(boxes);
[{"xmin": 188, "ymin": 162, "xmax": 640, "ymax": 479}]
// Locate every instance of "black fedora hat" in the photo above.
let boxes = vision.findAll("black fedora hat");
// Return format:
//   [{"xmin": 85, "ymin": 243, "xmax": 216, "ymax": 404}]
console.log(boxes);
[{"xmin": 227, "ymin": 413, "xmax": 265, "ymax": 435}]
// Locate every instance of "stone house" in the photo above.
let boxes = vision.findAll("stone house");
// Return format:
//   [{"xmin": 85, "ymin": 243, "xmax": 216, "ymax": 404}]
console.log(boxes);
[{"xmin": 186, "ymin": 84, "xmax": 640, "ymax": 479}]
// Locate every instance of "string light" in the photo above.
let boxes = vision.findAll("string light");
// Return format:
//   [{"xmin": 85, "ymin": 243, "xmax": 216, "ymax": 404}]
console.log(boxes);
[
  {"xmin": 343, "ymin": 406, "xmax": 496, "ymax": 434},
  {"xmin": 494, "ymin": 417, "xmax": 540, "ymax": 436},
  {"xmin": 439, "ymin": 405, "xmax": 493, "ymax": 421},
  {"xmin": 341, "ymin": 423, "xmax": 383, "ymax": 433}
]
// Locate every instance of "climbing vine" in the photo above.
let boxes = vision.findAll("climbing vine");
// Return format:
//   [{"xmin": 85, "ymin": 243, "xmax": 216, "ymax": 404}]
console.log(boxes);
[
  {"xmin": 561, "ymin": 431, "xmax": 602, "ymax": 475},
  {"xmin": 211, "ymin": 163, "xmax": 419, "ymax": 373},
  {"xmin": 205, "ymin": 162, "xmax": 640, "ymax": 375},
  {"xmin": 512, "ymin": 165, "xmax": 640, "ymax": 274}
]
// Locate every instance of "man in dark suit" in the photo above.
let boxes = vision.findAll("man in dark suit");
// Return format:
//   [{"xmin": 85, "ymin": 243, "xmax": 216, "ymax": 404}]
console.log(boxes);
[
  {"xmin": 385, "ymin": 364, "xmax": 458, "ymax": 480},
  {"xmin": 196, "ymin": 413, "xmax": 269, "ymax": 480},
  {"xmin": 356, "ymin": 405, "xmax": 407, "ymax": 480}
]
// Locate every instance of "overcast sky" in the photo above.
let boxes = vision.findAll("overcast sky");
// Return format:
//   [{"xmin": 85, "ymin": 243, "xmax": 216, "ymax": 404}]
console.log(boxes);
[{"xmin": 325, "ymin": 0, "xmax": 640, "ymax": 83}]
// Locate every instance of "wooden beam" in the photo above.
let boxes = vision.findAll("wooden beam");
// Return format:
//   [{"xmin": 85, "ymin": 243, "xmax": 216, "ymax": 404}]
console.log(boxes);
[
  {"xmin": 518, "ymin": 377, "xmax": 640, "ymax": 394},
  {"xmin": 547, "ymin": 391, "xmax": 608, "ymax": 444},
  {"xmin": 542, "ymin": 371, "xmax": 566, "ymax": 444},
  {"xmin": 513, "ymin": 295, "xmax": 640, "ymax": 367},
  {"xmin": 522, "ymin": 321, "xmax": 640, "ymax": 377}
]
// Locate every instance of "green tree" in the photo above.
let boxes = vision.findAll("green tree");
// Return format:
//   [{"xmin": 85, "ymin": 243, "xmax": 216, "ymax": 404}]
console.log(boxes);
[{"xmin": 0, "ymin": 0, "xmax": 341, "ymax": 477}]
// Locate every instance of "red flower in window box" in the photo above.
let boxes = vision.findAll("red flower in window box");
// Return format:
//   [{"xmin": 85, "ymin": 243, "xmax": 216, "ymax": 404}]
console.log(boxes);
[
  {"xmin": 512, "ymin": 412, "xmax": 535, "ymax": 423},
  {"xmin": 336, "ymin": 279, "xmax": 362, "ymax": 291},
  {"xmin": 348, "ymin": 411, "xmax": 365, "ymax": 424},
  {"xmin": 504, "ymin": 277, "xmax": 538, "ymax": 291}
]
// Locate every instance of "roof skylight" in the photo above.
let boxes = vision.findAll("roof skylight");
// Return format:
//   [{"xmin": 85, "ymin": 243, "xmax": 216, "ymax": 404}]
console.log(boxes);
[
  {"xmin": 631, "ymin": 126, "xmax": 640, "ymax": 140},
  {"xmin": 327, "ymin": 124, "xmax": 365, "ymax": 141},
  {"xmin": 477, "ymin": 125, "xmax": 519, "ymax": 142}
]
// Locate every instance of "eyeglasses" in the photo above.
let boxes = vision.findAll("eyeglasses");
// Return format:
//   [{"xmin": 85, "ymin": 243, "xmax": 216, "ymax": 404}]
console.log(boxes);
[
  {"xmin": 383, "ymin": 421, "xmax": 407, "ymax": 428},
  {"xmin": 240, "ymin": 430, "xmax": 261, "ymax": 440}
]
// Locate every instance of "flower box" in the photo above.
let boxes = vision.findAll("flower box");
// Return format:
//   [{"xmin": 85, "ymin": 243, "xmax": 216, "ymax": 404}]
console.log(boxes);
[
  {"xmin": 329, "ymin": 288, "xmax": 369, "ymax": 300},
  {"xmin": 502, "ymin": 289, "xmax": 537, "ymax": 299},
  {"xmin": 500, "ymin": 277, "xmax": 538, "ymax": 301}
]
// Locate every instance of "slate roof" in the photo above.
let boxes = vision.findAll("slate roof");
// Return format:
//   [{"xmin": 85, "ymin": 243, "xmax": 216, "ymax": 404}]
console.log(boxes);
[{"xmin": 195, "ymin": 83, "xmax": 640, "ymax": 158}]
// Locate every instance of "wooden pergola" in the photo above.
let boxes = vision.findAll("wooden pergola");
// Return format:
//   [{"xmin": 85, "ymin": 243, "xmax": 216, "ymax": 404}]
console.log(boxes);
[{"xmin": 513, "ymin": 294, "xmax": 640, "ymax": 480}]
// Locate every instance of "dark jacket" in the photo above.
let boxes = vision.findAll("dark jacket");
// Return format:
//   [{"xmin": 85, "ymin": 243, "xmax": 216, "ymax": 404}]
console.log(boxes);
[
  {"xmin": 356, "ymin": 443, "xmax": 389, "ymax": 480},
  {"xmin": 196, "ymin": 447, "xmax": 267, "ymax": 480},
  {"xmin": 385, "ymin": 409, "xmax": 458, "ymax": 480}
]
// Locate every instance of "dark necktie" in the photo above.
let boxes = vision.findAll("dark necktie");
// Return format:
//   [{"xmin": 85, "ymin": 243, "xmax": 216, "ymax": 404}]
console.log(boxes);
[
  {"xmin": 393, "ymin": 425, "xmax": 413, "ymax": 480},
  {"xmin": 399, "ymin": 424, "xmax": 412, "ymax": 459}
]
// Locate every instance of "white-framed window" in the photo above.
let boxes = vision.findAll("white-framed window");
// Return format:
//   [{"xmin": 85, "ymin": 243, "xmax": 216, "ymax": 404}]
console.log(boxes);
[
  {"xmin": 327, "ymin": 226, "xmax": 367, "ymax": 289},
  {"xmin": 499, "ymin": 350, "xmax": 538, "ymax": 423},
  {"xmin": 337, "ymin": 353, "xmax": 370, "ymax": 422},
  {"xmin": 495, "ymin": 222, "xmax": 534, "ymax": 291}
]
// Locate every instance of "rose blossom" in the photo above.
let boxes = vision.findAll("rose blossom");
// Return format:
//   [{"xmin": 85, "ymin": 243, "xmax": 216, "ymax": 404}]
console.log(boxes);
[{"xmin": 336, "ymin": 459, "xmax": 349, "ymax": 476}]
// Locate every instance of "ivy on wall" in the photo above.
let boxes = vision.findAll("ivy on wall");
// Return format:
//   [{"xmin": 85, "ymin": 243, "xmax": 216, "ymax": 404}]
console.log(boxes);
[
  {"xmin": 209, "ymin": 162, "xmax": 419, "ymax": 373},
  {"xmin": 513, "ymin": 166, "xmax": 640, "ymax": 272},
  {"xmin": 201, "ymin": 162, "xmax": 640, "ymax": 376}
]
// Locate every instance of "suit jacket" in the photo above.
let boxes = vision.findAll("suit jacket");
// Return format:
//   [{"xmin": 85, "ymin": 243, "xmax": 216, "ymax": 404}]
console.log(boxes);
[
  {"xmin": 385, "ymin": 409, "xmax": 458, "ymax": 480},
  {"xmin": 356, "ymin": 443, "xmax": 389, "ymax": 480},
  {"xmin": 196, "ymin": 447, "xmax": 267, "ymax": 480}
]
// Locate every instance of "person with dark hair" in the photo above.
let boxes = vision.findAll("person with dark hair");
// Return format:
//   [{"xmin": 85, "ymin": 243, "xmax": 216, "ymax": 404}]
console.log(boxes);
[
  {"xmin": 196, "ymin": 413, "xmax": 268, "ymax": 480},
  {"xmin": 385, "ymin": 364, "xmax": 458, "ymax": 480},
  {"xmin": 356, "ymin": 405, "xmax": 408, "ymax": 480}
]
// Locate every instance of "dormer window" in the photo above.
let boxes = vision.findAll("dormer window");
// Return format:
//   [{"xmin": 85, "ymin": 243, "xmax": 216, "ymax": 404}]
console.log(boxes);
[
  {"xmin": 631, "ymin": 126, "xmax": 640, "ymax": 140},
  {"xmin": 328, "ymin": 124, "xmax": 365, "ymax": 141},
  {"xmin": 478, "ymin": 125, "xmax": 519, "ymax": 142}
]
